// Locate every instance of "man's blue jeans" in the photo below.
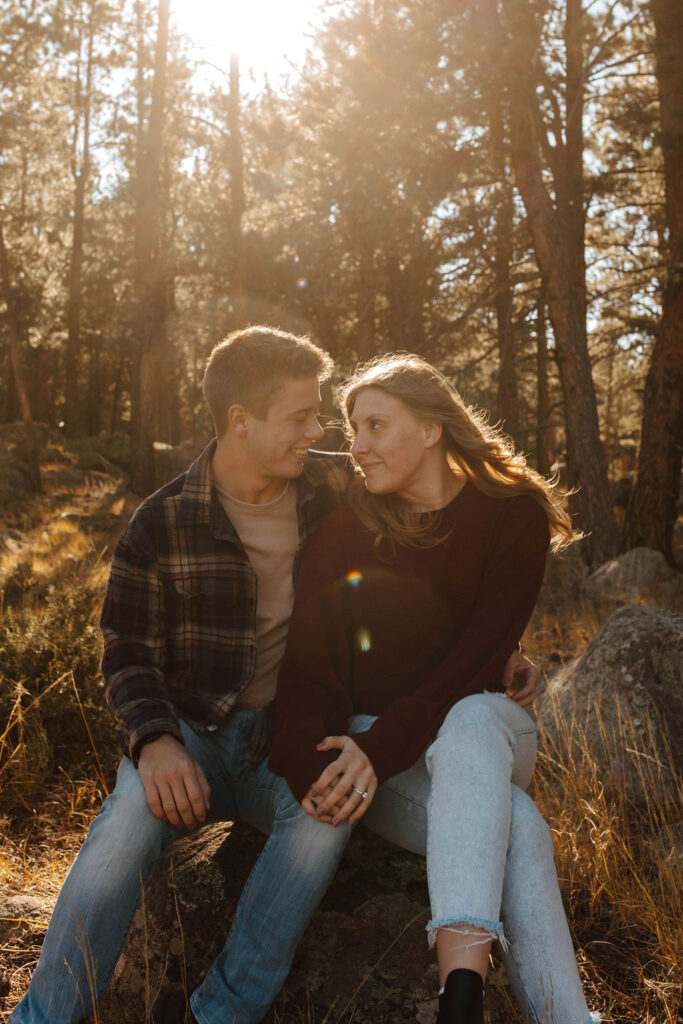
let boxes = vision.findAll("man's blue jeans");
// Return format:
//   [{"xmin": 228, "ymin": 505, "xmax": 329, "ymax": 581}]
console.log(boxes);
[
  {"xmin": 9, "ymin": 712, "xmax": 351, "ymax": 1024},
  {"xmin": 11, "ymin": 698, "xmax": 598, "ymax": 1024}
]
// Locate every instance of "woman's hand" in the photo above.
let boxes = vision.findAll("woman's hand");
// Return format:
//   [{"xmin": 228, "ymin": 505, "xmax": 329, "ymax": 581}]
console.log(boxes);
[
  {"xmin": 501, "ymin": 649, "xmax": 540, "ymax": 709},
  {"xmin": 307, "ymin": 735, "xmax": 378, "ymax": 825}
]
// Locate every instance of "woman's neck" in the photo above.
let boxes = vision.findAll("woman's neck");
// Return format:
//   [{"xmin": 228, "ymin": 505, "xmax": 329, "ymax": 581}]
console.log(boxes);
[{"xmin": 398, "ymin": 457, "xmax": 466, "ymax": 513}]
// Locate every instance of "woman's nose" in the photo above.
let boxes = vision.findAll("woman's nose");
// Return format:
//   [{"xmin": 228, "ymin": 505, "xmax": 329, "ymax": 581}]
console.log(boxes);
[{"xmin": 351, "ymin": 433, "xmax": 366, "ymax": 457}]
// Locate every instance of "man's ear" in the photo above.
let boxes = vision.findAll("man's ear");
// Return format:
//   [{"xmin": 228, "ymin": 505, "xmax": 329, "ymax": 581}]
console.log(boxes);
[
  {"xmin": 423, "ymin": 421, "xmax": 443, "ymax": 448},
  {"xmin": 227, "ymin": 404, "xmax": 250, "ymax": 438}
]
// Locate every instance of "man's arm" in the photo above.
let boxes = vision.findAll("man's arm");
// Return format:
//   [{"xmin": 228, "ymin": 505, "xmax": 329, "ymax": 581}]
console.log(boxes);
[
  {"xmin": 137, "ymin": 734, "xmax": 211, "ymax": 829},
  {"xmin": 101, "ymin": 515, "xmax": 210, "ymax": 828}
]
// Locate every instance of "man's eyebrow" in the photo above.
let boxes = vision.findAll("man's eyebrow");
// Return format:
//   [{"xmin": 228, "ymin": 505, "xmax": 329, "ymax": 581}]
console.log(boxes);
[{"xmin": 288, "ymin": 404, "xmax": 320, "ymax": 416}]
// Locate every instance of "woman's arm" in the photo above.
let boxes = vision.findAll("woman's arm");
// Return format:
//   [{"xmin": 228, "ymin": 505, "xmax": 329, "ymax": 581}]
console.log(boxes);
[
  {"xmin": 347, "ymin": 496, "xmax": 550, "ymax": 785},
  {"xmin": 268, "ymin": 510, "xmax": 358, "ymax": 802}
]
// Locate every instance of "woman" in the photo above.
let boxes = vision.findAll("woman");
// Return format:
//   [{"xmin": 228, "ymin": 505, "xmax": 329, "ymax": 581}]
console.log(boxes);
[{"xmin": 270, "ymin": 354, "xmax": 598, "ymax": 1024}]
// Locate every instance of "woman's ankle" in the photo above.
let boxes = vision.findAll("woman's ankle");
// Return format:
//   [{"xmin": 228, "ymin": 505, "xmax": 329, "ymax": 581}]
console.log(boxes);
[{"xmin": 436, "ymin": 968, "xmax": 484, "ymax": 1024}]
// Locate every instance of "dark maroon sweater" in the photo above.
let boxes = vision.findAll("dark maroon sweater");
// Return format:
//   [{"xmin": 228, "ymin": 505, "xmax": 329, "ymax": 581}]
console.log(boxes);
[{"xmin": 269, "ymin": 481, "xmax": 550, "ymax": 802}]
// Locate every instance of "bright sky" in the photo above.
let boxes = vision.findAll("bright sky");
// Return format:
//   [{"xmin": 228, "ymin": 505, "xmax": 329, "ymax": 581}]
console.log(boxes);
[{"xmin": 171, "ymin": 0, "xmax": 329, "ymax": 88}]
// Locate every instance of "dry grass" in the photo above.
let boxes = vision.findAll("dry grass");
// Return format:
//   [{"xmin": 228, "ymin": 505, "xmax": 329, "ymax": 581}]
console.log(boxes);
[{"xmin": 0, "ymin": 465, "xmax": 681, "ymax": 1022}]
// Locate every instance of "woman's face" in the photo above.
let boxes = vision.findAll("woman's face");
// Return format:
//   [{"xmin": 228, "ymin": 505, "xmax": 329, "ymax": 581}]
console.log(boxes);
[{"xmin": 348, "ymin": 387, "xmax": 440, "ymax": 499}]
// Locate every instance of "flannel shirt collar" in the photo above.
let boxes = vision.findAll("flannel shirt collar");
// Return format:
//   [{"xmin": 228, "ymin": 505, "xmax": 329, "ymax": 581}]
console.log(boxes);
[{"xmin": 175, "ymin": 438, "xmax": 346, "ymax": 531}]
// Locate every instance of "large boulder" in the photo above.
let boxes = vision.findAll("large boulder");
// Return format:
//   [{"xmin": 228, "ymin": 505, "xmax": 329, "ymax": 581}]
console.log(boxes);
[
  {"xmin": 582, "ymin": 547, "xmax": 683, "ymax": 610},
  {"xmin": 536, "ymin": 604, "xmax": 683, "ymax": 802},
  {"xmin": 101, "ymin": 822, "xmax": 518, "ymax": 1024}
]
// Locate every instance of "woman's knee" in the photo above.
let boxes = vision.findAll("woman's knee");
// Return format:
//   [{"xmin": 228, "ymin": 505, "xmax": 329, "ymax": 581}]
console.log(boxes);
[
  {"xmin": 440, "ymin": 692, "xmax": 508, "ymax": 738},
  {"xmin": 426, "ymin": 693, "xmax": 509, "ymax": 771}
]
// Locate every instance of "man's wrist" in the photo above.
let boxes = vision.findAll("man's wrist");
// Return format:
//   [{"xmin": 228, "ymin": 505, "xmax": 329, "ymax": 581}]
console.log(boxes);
[{"xmin": 132, "ymin": 730, "xmax": 175, "ymax": 766}]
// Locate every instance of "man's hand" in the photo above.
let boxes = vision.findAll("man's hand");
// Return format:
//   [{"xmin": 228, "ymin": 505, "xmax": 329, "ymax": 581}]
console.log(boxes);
[
  {"xmin": 307, "ymin": 735, "xmax": 378, "ymax": 826},
  {"xmin": 502, "ymin": 648, "xmax": 541, "ymax": 709},
  {"xmin": 137, "ymin": 734, "xmax": 211, "ymax": 829},
  {"xmin": 302, "ymin": 779, "xmax": 345, "ymax": 824}
]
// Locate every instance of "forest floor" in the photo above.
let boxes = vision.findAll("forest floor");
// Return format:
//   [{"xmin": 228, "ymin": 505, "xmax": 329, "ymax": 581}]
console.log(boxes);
[{"xmin": 0, "ymin": 436, "xmax": 681, "ymax": 1023}]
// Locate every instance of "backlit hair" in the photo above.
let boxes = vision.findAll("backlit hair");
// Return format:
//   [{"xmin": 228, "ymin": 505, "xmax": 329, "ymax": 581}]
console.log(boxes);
[
  {"xmin": 203, "ymin": 326, "xmax": 333, "ymax": 436},
  {"xmin": 339, "ymin": 353, "xmax": 577, "ymax": 553}
]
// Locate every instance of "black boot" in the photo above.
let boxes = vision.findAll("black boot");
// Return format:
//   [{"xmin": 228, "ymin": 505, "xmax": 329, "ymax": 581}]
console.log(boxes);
[
  {"xmin": 150, "ymin": 983, "xmax": 198, "ymax": 1024},
  {"xmin": 436, "ymin": 968, "xmax": 484, "ymax": 1024}
]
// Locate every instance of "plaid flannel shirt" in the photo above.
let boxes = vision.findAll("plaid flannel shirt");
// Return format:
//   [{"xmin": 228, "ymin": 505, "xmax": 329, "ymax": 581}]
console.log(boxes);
[{"xmin": 101, "ymin": 440, "xmax": 352, "ymax": 764}]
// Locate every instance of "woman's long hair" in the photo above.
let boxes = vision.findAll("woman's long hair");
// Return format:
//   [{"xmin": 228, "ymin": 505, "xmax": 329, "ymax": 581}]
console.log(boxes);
[{"xmin": 340, "ymin": 353, "xmax": 577, "ymax": 554}]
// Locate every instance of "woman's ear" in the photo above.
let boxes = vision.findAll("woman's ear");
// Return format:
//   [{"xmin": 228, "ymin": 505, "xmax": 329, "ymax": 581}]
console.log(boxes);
[{"xmin": 423, "ymin": 420, "xmax": 443, "ymax": 448}]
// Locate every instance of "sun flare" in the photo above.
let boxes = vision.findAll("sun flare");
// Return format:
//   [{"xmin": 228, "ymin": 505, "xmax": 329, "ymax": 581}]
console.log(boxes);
[{"xmin": 171, "ymin": 0, "xmax": 325, "ymax": 79}]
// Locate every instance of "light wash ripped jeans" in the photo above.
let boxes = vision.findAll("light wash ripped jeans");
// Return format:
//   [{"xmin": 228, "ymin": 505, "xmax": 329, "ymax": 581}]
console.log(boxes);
[
  {"xmin": 353, "ymin": 693, "xmax": 599, "ymax": 1024},
  {"xmin": 11, "ymin": 697, "xmax": 598, "ymax": 1024}
]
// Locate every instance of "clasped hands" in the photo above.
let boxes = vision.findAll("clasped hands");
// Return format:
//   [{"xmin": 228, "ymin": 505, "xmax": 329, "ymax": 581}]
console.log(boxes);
[
  {"xmin": 302, "ymin": 735, "xmax": 378, "ymax": 827},
  {"xmin": 301, "ymin": 649, "xmax": 540, "ymax": 827}
]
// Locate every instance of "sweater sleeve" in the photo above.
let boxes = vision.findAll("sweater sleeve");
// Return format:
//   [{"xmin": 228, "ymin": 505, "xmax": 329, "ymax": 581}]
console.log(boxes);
[
  {"xmin": 269, "ymin": 512, "xmax": 357, "ymax": 801},
  {"xmin": 349, "ymin": 497, "xmax": 550, "ymax": 783}
]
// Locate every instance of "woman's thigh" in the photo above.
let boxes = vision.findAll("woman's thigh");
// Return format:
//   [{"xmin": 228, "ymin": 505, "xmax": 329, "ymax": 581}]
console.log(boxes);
[
  {"xmin": 350, "ymin": 713, "xmax": 429, "ymax": 855},
  {"xmin": 351, "ymin": 692, "xmax": 538, "ymax": 856}
]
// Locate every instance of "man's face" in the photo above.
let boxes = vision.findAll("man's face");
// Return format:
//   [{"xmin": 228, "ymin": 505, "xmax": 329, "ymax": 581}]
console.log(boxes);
[{"xmin": 244, "ymin": 377, "xmax": 324, "ymax": 481}]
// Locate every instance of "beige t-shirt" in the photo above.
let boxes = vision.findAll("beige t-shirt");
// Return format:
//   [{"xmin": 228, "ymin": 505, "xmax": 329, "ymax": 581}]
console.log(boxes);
[{"xmin": 215, "ymin": 480, "xmax": 299, "ymax": 709}]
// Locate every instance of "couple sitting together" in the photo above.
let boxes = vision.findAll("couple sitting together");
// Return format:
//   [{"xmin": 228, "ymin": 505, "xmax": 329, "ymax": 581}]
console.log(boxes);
[{"xmin": 12, "ymin": 327, "xmax": 599, "ymax": 1024}]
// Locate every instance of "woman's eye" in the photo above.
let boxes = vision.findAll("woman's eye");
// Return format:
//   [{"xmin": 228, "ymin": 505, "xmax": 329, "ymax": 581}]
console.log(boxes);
[{"xmin": 370, "ymin": 421, "xmax": 381, "ymax": 430}]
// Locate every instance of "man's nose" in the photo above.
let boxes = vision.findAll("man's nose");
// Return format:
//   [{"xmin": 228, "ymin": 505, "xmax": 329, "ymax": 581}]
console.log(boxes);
[{"xmin": 306, "ymin": 416, "xmax": 324, "ymax": 441}]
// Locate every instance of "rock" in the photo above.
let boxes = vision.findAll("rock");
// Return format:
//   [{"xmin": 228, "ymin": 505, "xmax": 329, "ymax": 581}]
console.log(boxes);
[
  {"xmin": 582, "ymin": 547, "xmax": 683, "ymax": 610},
  {"xmin": 73, "ymin": 433, "xmax": 131, "ymax": 473},
  {"xmin": 100, "ymin": 820, "xmax": 519, "ymax": 1024},
  {"xmin": 536, "ymin": 604, "xmax": 683, "ymax": 802},
  {"xmin": 0, "ymin": 895, "xmax": 45, "ymax": 944}
]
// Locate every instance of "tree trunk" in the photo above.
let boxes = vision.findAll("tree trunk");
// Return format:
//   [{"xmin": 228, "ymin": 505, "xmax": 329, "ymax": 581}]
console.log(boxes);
[
  {"xmin": 355, "ymin": 239, "xmax": 376, "ymax": 360},
  {"xmin": 624, "ymin": 0, "xmax": 683, "ymax": 561},
  {"xmin": 227, "ymin": 53, "xmax": 248, "ymax": 327},
  {"xmin": 130, "ymin": 0, "xmax": 170, "ymax": 493},
  {"xmin": 535, "ymin": 291, "xmax": 555, "ymax": 476},
  {"xmin": 64, "ymin": 0, "xmax": 96, "ymax": 437},
  {"xmin": 501, "ymin": 0, "xmax": 618, "ymax": 565},
  {"xmin": 0, "ymin": 220, "xmax": 42, "ymax": 492}
]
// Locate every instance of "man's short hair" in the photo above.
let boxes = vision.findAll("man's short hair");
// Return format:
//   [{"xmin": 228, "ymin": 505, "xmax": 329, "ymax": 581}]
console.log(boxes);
[{"xmin": 202, "ymin": 326, "xmax": 334, "ymax": 436}]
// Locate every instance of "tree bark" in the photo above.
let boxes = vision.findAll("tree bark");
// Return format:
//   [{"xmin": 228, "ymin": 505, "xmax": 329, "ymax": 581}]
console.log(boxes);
[
  {"xmin": 130, "ymin": 0, "xmax": 170, "ymax": 493},
  {"xmin": 535, "ymin": 291, "xmax": 556, "ymax": 476},
  {"xmin": 624, "ymin": 0, "xmax": 683, "ymax": 561},
  {"xmin": 227, "ymin": 53, "xmax": 248, "ymax": 327},
  {"xmin": 0, "ymin": 219, "xmax": 42, "ymax": 492},
  {"xmin": 501, "ymin": 0, "xmax": 618, "ymax": 565},
  {"xmin": 64, "ymin": 0, "xmax": 96, "ymax": 437}
]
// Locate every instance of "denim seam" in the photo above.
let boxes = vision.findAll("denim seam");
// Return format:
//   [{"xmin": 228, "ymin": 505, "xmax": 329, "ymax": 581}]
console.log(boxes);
[{"xmin": 379, "ymin": 781, "xmax": 426, "ymax": 810}]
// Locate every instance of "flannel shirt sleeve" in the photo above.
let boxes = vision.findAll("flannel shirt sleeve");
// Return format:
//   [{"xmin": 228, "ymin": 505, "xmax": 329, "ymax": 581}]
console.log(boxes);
[{"xmin": 100, "ymin": 512, "xmax": 184, "ymax": 761}]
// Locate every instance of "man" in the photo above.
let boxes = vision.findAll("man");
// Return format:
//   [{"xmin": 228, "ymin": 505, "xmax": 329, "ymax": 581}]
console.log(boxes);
[{"xmin": 11, "ymin": 327, "xmax": 538, "ymax": 1024}]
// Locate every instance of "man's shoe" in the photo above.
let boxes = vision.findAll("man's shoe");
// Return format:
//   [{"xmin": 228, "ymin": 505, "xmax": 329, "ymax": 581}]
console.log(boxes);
[
  {"xmin": 436, "ymin": 968, "xmax": 484, "ymax": 1024},
  {"xmin": 150, "ymin": 983, "xmax": 198, "ymax": 1024}
]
